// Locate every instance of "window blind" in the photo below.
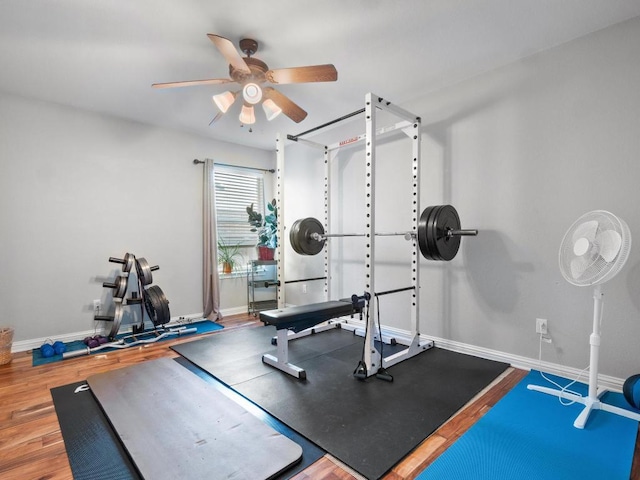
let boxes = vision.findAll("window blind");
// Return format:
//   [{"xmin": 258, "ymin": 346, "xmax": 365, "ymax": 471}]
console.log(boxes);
[{"xmin": 214, "ymin": 166, "xmax": 264, "ymax": 246}]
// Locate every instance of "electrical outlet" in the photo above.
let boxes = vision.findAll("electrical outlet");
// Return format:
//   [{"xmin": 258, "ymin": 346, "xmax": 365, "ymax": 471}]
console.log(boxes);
[
  {"xmin": 93, "ymin": 299, "xmax": 101, "ymax": 313},
  {"xmin": 536, "ymin": 318, "xmax": 548, "ymax": 335},
  {"xmin": 302, "ymin": 283, "xmax": 307, "ymax": 294}
]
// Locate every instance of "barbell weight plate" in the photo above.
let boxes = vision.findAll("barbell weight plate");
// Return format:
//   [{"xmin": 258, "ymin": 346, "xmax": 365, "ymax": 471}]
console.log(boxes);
[
  {"xmin": 113, "ymin": 276, "xmax": 127, "ymax": 298},
  {"xmin": 431, "ymin": 204, "xmax": 462, "ymax": 261},
  {"xmin": 301, "ymin": 217, "xmax": 325, "ymax": 255},
  {"xmin": 417, "ymin": 205, "xmax": 432, "ymax": 259},
  {"xmin": 104, "ymin": 276, "xmax": 128, "ymax": 299},
  {"xmin": 418, "ymin": 205, "xmax": 441, "ymax": 260},
  {"xmin": 425, "ymin": 204, "xmax": 444, "ymax": 261},
  {"xmin": 122, "ymin": 253, "xmax": 135, "ymax": 273},
  {"xmin": 289, "ymin": 218, "xmax": 303, "ymax": 255},
  {"xmin": 290, "ymin": 217, "xmax": 325, "ymax": 256},
  {"xmin": 144, "ymin": 285, "xmax": 171, "ymax": 326},
  {"xmin": 136, "ymin": 258, "xmax": 154, "ymax": 286},
  {"xmin": 108, "ymin": 252, "xmax": 135, "ymax": 272},
  {"xmin": 108, "ymin": 302, "xmax": 124, "ymax": 340}
]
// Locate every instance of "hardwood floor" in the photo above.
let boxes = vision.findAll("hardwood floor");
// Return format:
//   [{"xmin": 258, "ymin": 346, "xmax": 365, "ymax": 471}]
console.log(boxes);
[{"xmin": 0, "ymin": 313, "xmax": 638, "ymax": 479}]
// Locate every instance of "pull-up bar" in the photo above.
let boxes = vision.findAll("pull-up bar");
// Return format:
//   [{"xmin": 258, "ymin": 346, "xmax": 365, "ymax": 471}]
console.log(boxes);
[{"xmin": 287, "ymin": 108, "xmax": 365, "ymax": 142}]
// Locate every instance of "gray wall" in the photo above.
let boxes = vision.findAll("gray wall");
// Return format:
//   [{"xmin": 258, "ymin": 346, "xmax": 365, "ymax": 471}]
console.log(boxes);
[
  {"xmin": 282, "ymin": 17, "xmax": 640, "ymax": 380},
  {"xmin": 2, "ymin": 16, "xmax": 639, "ymax": 381},
  {"xmin": 0, "ymin": 92, "xmax": 274, "ymax": 342}
]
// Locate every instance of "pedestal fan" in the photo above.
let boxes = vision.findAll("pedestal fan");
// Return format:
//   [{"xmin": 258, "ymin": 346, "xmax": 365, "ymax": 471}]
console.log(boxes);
[{"xmin": 527, "ymin": 210, "xmax": 640, "ymax": 428}]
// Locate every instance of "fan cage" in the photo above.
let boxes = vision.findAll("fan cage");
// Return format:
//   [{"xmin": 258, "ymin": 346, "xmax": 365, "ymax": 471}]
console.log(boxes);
[{"xmin": 559, "ymin": 210, "xmax": 631, "ymax": 286}]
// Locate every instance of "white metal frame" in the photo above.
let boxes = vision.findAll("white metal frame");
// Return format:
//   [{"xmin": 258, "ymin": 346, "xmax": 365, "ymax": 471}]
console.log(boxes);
[{"xmin": 272, "ymin": 93, "xmax": 433, "ymax": 379}]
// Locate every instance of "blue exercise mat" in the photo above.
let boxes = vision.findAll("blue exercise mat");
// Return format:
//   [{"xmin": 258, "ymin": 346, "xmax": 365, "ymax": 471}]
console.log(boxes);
[
  {"xmin": 33, "ymin": 320, "xmax": 223, "ymax": 366},
  {"xmin": 418, "ymin": 370, "xmax": 639, "ymax": 479}
]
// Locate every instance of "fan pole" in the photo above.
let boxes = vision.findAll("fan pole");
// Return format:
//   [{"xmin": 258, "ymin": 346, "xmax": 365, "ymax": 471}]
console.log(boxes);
[
  {"xmin": 528, "ymin": 283, "xmax": 640, "ymax": 428},
  {"xmin": 587, "ymin": 284, "xmax": 603, "ymax": 401}
]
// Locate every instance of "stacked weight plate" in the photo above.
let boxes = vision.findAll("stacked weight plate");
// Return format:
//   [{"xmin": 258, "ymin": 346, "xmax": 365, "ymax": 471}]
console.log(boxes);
[{"xmin": 98, "ymin": 253, "xmax": 171, "ymax": 339}]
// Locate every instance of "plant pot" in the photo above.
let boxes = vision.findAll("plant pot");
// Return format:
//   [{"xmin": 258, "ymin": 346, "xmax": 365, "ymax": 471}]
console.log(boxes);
[
  {"xmin": 221, "ymin": 262, "xmax": 233, "ymax": 274},
  {"xmin": 258, "ymin": 246, "xmax": 275, "ymax": 261}
]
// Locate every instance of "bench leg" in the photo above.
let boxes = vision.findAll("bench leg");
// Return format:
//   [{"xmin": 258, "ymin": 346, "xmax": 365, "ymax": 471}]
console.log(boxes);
[{"xmin": 262, "ymin": 329, "xmax": 307, "ymax": 380}]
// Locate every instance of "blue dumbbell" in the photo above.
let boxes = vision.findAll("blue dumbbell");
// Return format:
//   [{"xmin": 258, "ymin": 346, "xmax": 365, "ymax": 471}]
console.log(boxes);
[
  {"xmin": 52, "ymin": 341, "xmax": 66, "ymax": 355},
  {"xmin": 40, "ymin": 343, "xmax": 55, "ymax": 358}
]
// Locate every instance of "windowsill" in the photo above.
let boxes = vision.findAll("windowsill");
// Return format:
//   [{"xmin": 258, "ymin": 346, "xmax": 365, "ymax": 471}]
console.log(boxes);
[
  {"xmin": 218, "ymin": 262, "xmax": 274, "ymax": 279},
  {"xmin": 219, "ymin": 270, "xmax": 246, "ymax": 279}
]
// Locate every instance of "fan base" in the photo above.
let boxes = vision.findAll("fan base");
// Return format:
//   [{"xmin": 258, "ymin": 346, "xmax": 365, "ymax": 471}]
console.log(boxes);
[
  {"xmin": 239, "ymin": 38, "xmax": 258, "ymax": 56},
  {"xmin": 527, "ymin": 384, "xmax": 640, "ymax": 428}
]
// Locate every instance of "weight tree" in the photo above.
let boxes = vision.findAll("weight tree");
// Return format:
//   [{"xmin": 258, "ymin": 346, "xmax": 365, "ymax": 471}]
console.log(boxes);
[{"xmin": 276, "ymin": 93, "xmax": 441, "ymax": 379}]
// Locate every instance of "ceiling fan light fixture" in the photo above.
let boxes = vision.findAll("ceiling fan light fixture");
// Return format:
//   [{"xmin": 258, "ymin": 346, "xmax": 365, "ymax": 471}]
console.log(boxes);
[
  {"xmin": 239, "ymin": 104, "xmax": 256, "ymax": 125},
  {"xmin": 212, "ymin": 91, "xmax": 236, "ymax": 113},
  {"xmin": 262, "ymin": 98, "xmax": 282, "ymax": 121},
  {"xmin": 242, "ymin": 83, "xmax": 263, "ymax": 105}
]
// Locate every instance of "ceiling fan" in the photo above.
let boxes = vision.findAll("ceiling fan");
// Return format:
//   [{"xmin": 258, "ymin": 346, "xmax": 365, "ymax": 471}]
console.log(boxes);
[{"xmin": 152, "ymin": 34, "xmax": 338, "ymax": 126}]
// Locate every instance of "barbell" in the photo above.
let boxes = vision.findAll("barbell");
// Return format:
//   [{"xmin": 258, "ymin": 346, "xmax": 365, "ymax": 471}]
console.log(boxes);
[{"xmin": 289, "ymin": 204, "xmax": 477, "ymax": 261}]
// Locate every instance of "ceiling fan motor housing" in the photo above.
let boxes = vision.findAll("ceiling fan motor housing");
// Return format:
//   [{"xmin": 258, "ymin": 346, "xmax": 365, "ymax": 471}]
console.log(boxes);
[{"xmin": 230, "ymin": 57, "xmax": 268, "ymax": 85}]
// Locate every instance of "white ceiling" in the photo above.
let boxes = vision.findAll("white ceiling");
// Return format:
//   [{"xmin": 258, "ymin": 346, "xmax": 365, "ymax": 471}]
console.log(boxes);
[{"xmin": 1, "ymin": 0, "xmax": 640, "ymax": 151}]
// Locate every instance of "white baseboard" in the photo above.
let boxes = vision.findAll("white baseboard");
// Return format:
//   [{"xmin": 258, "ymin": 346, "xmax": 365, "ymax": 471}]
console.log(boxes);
[
  {"xmin": 14, "ymin": 310, "xmax": 627, "ymax": 391},
  {"xmin": 12, "ymin": 312, "xmax": 207, "ymax": 353},
  {"xmin": 14, "ymin": 306, "xmax": 251, "ymax": 353},
  {"xmin": 333, "ymin": 319, "xmax": 625, "ymax": 392},
  {"xmin": 220, "ymin": 306, "xmax": 251, "ymax": 317}
]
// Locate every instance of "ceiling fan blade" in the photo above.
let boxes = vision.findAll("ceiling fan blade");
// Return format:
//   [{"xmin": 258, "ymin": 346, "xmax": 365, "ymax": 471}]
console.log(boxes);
[
  {"xmin": 152, "ymin": 78, "xmax": 233, "ymax": 89},
  {"xmin": 266, "ymin": 64, "xmax": 338, "ymax": 84},
  {"xmin": 207, "ymin": 34, "xmax": 251, "ymax": 74},
  {"xmin": 263, "ymin": 87, "xmax": 307, "ymax": 123}
]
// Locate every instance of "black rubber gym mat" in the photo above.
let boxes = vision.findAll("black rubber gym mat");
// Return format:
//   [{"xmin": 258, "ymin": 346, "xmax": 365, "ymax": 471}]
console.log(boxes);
[
  {"xmin": 173, "ymin": 324, "xmax": 364, "ymax": 386},
  {"xmin": 51, "ymin": 362, "xmax": 324, "ymax": 480},
  {"xmin": 172, "ymin": 326, "xmax": 509, "ymax": 479},
  {"xmin": 51, "ymin": 381, "xmax": 140, "ymax": 480}
]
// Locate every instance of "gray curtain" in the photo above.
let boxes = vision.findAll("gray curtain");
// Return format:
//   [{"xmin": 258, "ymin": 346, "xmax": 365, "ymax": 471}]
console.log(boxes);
[{"xmin": 203, "ymin": 158, "xmax": 222, "ymax": 320}]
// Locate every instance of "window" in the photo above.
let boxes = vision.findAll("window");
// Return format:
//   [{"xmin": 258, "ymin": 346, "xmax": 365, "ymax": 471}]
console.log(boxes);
[{"xmin": 214, "ymin": 166, "xmax": 264, "ymax": 246}]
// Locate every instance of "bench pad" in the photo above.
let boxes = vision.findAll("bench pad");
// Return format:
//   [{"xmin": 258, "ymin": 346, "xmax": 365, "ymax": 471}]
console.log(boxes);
[{"xmin": 260, "ymin": 301, "xmax": 354, "ymax": 333}]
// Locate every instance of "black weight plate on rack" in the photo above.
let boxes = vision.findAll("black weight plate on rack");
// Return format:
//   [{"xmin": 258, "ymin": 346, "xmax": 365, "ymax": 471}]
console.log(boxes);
[
  {"xmin": 289, "ymin": 219, "xmax": 302, "ymax": 255},
  {"xmin": 144, "ymin": 285, "xmax": 170, "ymax": 326},
  {"xmin": 418, "ymin": 205, "xmax": 441, "ymax": 260},
  {"xmin": 432, "ymin": 205, "xmax": 462, "ymax": 261},
  {"xmin": 426, "ymin": 205, "xmax": 445, "ymax": 261},
  {"xmin": 418, "ymin": 206, "xmax": 434, "ymax": 260},
  {"xmin": 290, "ymin": 217, "xmax": 325, "ymax": 256}
]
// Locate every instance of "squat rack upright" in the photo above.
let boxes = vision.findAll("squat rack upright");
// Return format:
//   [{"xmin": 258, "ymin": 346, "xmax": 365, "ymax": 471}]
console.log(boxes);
[{"xmin": 274, "ymin": 92, "xmax": 433, "ymax": 379}]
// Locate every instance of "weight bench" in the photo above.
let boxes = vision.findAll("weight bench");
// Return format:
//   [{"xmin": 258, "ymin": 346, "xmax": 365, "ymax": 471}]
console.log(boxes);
[{"xmin": 260, "ymin": 300, "xmax": 358, "ymax": 379}]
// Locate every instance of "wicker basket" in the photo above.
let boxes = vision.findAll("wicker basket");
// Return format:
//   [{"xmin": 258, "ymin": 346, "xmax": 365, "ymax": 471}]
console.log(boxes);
[{"xmin": 0, "ymin": 327, "xmax": 14, "ymax": 365}]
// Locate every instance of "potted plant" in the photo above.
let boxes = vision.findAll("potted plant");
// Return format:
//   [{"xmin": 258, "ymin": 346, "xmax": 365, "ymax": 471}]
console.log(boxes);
[
  {"xmin": 217, "ymin": 238, "xmax": 244, "ymax": 274},
  {"xmin": 247, "ymin": 199, "xmax": 277, "ymax": 260}
]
